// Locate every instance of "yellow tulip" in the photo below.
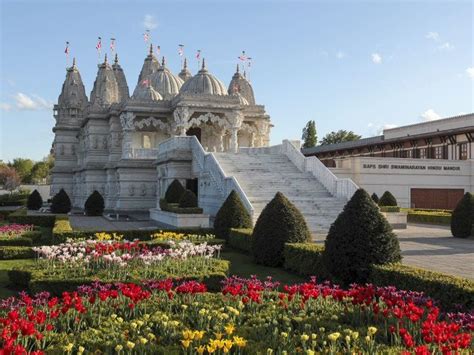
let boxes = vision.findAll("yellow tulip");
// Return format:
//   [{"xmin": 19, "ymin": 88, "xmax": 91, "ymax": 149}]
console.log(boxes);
[
  {"xmin": 207, "ymin": 344, "xmax": 216, "ymax": 353},
  {"xmin": 196, "ymin": 345, "xmax": 206, "ymax": 354},
  {"xmin": 328, "ymin": 332, "xmax": 341, "ymax": 342},
  {"xmin": 233, "ymin": 336, "xmax": 247, "ymax": 348},
  {"xmin": 114, "ymin": 344, "xmax": 123, "ymax": 352},
  {"xmin": 63, "ymin": 344, "xmax": 74, "ymax": 352},
  {"xmin": 368, "ymin": 326, "xmax": 377, "ymax": 336},
  {"xmin": 181, "ymin": 339, "xmax": 191, "ymax": 349},
  {"xmin": 214, "ymin": 332, "xmax": 223, "ymax": 340},
  {"xmin": 224, "ymin": 323, "xmax": 235, "ymax": 335},
  {"xmin": 78, "ymin": 346, "xmax": 85, "ymax": 354},
  {"xmin": 126, "ymin": 341, "xmax": 135, "ymax": 350},
  {"xmin": 140, "ymin": 337, "xmax": 148, "ymax": 345},
  {"xmin": 300, "ymin": 333, "xmax": 309, "ymax": 342}
]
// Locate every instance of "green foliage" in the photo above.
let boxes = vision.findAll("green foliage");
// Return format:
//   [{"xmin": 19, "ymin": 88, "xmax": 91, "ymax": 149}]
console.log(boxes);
[
  {"xmin": 214, "ymin": 190, "xmax": 252, "ymax": 240},
  {"xmin": 379, "ymin": 191, "xmax": 398, "ymax": 207},
  {"xmin": 407, "ymin": 211, "xmax": 451, "ymax": 225},
  {"xmin": 283, "ymin": 243, "xmax": 328, "ymax": 278},
  {"xmin": 179, "ymin": 189, "xmax": 198, "ymax": 208},
  {"xmin": 84, "ymin": 190, "xmax": 105, "ymax": 216},
  {"xmin": 8, "ymin": 208, "xmax": 56, "ymax": 227},
  {"xmin": 0, "ymin": 191, "xmax": 28, "ymax": 206},
  {"xmin": 228, "ymin": 228, "xmax": 253, "ymax": 253},
  {"xmin": 379, "ymin": 206, "xmax": 401, "ymax": 213},
  {"xmin": 323, "ymin": 189, "xmax": 401, "ymax": 285},
  {"xmin": 27, "ymin": 189, "xmax": 43, "ymax": 210},
  {"xmin": 50, "ymin": 188, "xmax": 71, "ymax": 214},
  {"xmin": 159, "ymin": 199, "xmax": 203, "ymax": 214},
  {"xmin": 450, "ymin": 192, "xmax": 473, "ymax": 238},
  {"xmin": 252, "ymin": 192, "xmax": 311, "ymax": 267},
  {"xmin": 29, "ymin": 160, "xmax": 51, "ymax": 184},
  {"xmin": 301, "ymin": 120, "xmax": 317, "ymax": 148},
  {"xmin": 371, "ymin": 193, "xmax": 379, "ymax": 204},
  {"xmin": 165, "ymin": 179, "xmax": 186, "ymax": 203},
  {"xmin": 9, "ymin": 158, "xmax": 34, "ymax": 183},
  {"xmin": 0, "ymin": 246, "xmax": 35, "ymax": 260},
  {"xmin": 0, "ymin": 236, "xmax": 33, "ymax": 247},
  {"xmin": 319, "ymin": 130, "xmax": 361, "ymax": 145},
  {"xmin": 370, "ymin": 263, "xmax": 474, "ymax": 311},
  {"xmin": 0, "ymin": 166, "xmax": 21, "ymax": 192}
]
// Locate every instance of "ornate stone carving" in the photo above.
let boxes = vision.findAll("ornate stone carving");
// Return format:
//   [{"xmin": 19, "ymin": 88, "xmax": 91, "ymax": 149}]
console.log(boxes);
[
  {"xmin": 172, "ymin": 106, "xmax": 190, "ymax": 136},
  {"xmin": 140, "ymin": 183, "xmax": 147, "ymax": 196},
  {"xmin": 128, "ymin": 184, "xmax": 135, "ymax": 196},
  {"xmin": 120, "ymin": 111, "xmax": 135, "ymax": 131}
]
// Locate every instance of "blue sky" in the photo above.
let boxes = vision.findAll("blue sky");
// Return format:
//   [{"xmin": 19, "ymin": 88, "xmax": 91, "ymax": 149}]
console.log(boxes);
[{"xmin": 1, "ymin": 0, "xmax": 473, "ymax": 162}]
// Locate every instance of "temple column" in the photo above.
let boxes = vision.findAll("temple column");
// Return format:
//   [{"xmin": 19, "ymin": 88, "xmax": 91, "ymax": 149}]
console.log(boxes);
[
  {"xmin": 227, "ymin": 110, "xmax": 244, "ymax": 153},
  {"xmin": 173, "ymin": 106, "xmax": 190, "ymax": 136}
]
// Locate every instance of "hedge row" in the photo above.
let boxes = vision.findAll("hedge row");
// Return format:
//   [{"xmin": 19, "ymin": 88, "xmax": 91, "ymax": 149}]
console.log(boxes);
[
  {"xmin": 0, "ymin": 246, "xmax": 35, "ymax": 260},
  {"xmin": 227, "ymin": 228, "xmax": 253, "ymax": 253},
  {"xmin": 279, "ymin": 242, "xmax": 473, "ymax": 311},
  {"xmin": 159, "ymin": 199, "xmax": 203, "ymax": 214},
  {"xmin": 407, "ymin": 211, "xmax": 452, "ymax": 225},
  {"xmin": 379, "ymin": 206, "xmax": 401, "ymax": 213},
  {"xmin": 0, "ymin": 192, "xmax": 29, "ymax": 206},
  {"xmin": 7, "ymin": 208, "xmax": 56, "ymax": 227}
]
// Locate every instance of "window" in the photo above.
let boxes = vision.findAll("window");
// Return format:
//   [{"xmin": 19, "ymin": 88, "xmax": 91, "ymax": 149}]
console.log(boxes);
[
  {"xmin": 434, "ymin": 146, "xmax": 444, "ymax": 159},
  {"xmin": 460, "ymin": 143, "xmax": 468, "ymax": 160},
  {"xmin": 142, "ymin": 134, "xmax": 151, "ymax": 149},
  {"xmin": 419, "ymin": 148, "xmax": 427, "ymax": 159},
  {"xmin": 406, "ymin": 149, "xmax": 413, "ymax": 158}
]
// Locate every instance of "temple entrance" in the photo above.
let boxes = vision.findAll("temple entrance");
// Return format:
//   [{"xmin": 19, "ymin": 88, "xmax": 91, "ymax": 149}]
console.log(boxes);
[{"xmin": 186, "ymin": 127, "xmax": 201, "ymax": 142}]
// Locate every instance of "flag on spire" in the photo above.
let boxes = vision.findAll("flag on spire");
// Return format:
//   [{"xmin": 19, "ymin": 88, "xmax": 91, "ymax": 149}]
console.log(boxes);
[
  {"xmin": 141, "ymin": 78, "xmax": 150, "ymax": 87},
  {"xmin": 64, "ymin": 41, "xmax": 70, "ymax": 55},
  {"xmin": 144, "ymin": 30, "xmax": 150, "ymax": 43},
  {"xmin": 238, "ymin": 50, "xmax": 247, "ymax": 62},
  {"xmin": 110, "ymin": 38, "xmax": 116, "ymax": 53},
  {"xmin": 196, "ymin": 49, "xmax": 201, "ymax": 59},
  {"xmin": 96, "ymin": 37, "xmax": 102, "ymax": 52},
  {"xmin": 247, "ymin": 57, "xmax": 252, "ymax": 67},
  {"xmin": 178, "ymin": 44, "xmax": 184, "ymax": 56},
  {"xmin": 156, "ymin": 45, "xmax": 160, "ymax": 56}
]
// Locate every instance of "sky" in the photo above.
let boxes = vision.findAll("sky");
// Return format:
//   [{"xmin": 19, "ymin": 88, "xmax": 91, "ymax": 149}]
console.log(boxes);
[{"xmin": 0, "ymin": 0, "xmax": 473, "ymax": 162}]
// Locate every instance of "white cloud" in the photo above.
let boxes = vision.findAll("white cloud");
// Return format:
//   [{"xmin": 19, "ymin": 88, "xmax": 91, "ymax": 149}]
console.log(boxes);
[
  {"xmin": 143, "ymin": 14, "xmax": 158, "ymax": 30},
  {"xmin": 438, "ymin": 42, "xmax": 454, "ymax": 51},
  {"xmin": 420, "ymin": 109, "xmax": 441, "ymax": 122},
  {"xmin": 336, "ymin": 51, "xmax": 345, "ymax": 59},
  {"xmin": 466, "ymin": 67, "xmax": 474, "ymax": 79},
  {"xmin": 425, "ymin": 32, "xmax": 439, "ymax": 41},
  {"xmin": 371, "ymin": 53, "xmax": 382, "ymax": 64},
  {"xmin": 0, "ymin": 103, "xmax": 12, "ymax": 111}
]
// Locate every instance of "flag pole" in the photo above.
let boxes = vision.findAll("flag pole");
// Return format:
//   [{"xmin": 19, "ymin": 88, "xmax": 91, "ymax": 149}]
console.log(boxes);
[{"xmin": 65, "ymin": 41, "xmax": 70, "ymax": 68}]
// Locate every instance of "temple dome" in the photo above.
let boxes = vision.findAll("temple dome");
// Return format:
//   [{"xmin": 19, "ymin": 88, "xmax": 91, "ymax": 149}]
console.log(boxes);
[
  {"xmin": 228, "ymin": 65, "xmax": 255, "ymax": 105},
  {"xmin": 180, "ymin": 59, "xmax": 227, "ymax": 96},
  {"xmin": 178, "ymin": 58, "xmax": 193, "ymax": 82},
  {"xmin": 112, "ymin": 54, "xmax": 130, "ymax": 102},
  {"xmin": 233, "ymin": 91, "xmax": 249, "ymax": 105},
  {"xmin": 132, "ymin": 82, "xmax": 163, "ymax": 101},
  {"xmin": 133, "ymin": 44, "xmax": 160, "ymax": 97},
  {"xmin": 89, "ymin": 54, "xmax": 120, "ymax": 109},
  {"xmin": 58, "ymin": 58, "xmax": 88, "ymax": 109},
  {"xmin": 149, "ymin": 57, "xmax": 183, "ymax": 99}
]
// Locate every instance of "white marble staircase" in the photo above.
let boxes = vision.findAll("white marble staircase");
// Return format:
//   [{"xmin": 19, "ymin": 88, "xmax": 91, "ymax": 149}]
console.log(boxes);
[{"xmin": 213, "ymin": 147, "xmax": 352, "ymax": 236}]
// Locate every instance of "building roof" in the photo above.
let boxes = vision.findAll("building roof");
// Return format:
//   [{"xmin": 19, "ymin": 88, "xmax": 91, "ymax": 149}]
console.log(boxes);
[
  {"xmin": 149, "ymin": 57, "xmax": 184, "ymax": 99},
  {"xmin": 180, "ymin": 59, "xmax": 227, "ymax": 96},
  {"xmin": 228, "ymin": 64, "xmax": 255, "ymax": 105}
]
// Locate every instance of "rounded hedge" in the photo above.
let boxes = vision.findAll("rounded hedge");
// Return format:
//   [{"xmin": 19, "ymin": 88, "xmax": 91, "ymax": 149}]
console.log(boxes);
[
  {"xmin": 379, "ymin": 191, "xmax": 397, "ymax": 207},
  {"xmin": 371, "ymin": 192, "xmax": 379, "ymax": 204},
  {"xmin": 84, "ymin": 190, "xmax": 105, "ymax": 216},
  {"xmin": 214, "ymin": 190, "xmax": 252, "ymax": 240},
  {"xmin": 27, "ymin": 190, "xmax": 43, "ymax": 210},
  {"xmin": 252, "ymin": 192, "xmax": 310, "ymax": 267},
  {"xmin": 323, "ymin": 188, "xmax": 401, "ymax": 285},
  {"xmin": 50, "ymin": 189, "xmax": 71, "ymax": 214},
  {"xmin": 165, "ymin": 180, "xmax": 186, "ymax": 204},
  {"xmin": 451, "ymin": 192, "xmax": 473, "ymax": 238},
  {"xmin": 179, "ymin": 190, "xmax": 198, "ymax": 208}
]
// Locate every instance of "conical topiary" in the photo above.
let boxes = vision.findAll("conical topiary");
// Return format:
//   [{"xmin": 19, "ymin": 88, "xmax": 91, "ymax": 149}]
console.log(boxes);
[
  {"xmin": 50, "ymin": 188, "xmax": 71, "ymax": 214},
  {"xmin": 214, "ymin": 190, "xmax": 252, "ymax": 240},
  {"xmin": 179, "ymin": 190, "xmax": 198, "ymax": 208},
  {"xmin": 27, "ymin": 189, "xmax": 43, "ymax": 210},
  {"xmin": 323, "ymin": 189, "xmax": 401, "ymax": 285},
  {"xmin": 379, "ymin": 191, "xmax": 398, "ymax": 206},
  {"xmin": 84, "ymin": 190, "xmax": 105, "ymax": 216},
  {"xmin": 371, "ymin": 192, "xmax": 379, "ymax": 205},
  {"xmin": 451, "ymin": 192, "xmax": 473, "ymax": 238},
  {"xmin": 252, "ymin": 192, "xmax": 311, "ymax": 267},
  {"xmin": 165, "ymin": 179, "xmax": 186, "ymax": 204}
]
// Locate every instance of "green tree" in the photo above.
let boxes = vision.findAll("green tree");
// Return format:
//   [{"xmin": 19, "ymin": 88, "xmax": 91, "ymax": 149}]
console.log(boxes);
[
  {"xmin": 0, "ymin": 166, "xmax": 21, "ymax": 193},
  {"xmin": 84, "ymin": 190, "xmax": 105, "ymax": 216},
  {"xmin": 214, "ymin": 190, "xmax": 252, "ymax": 240},
  {"xmin": 302, "ymin": 120, "xmax": 318, "ymax": 148},
  {"xmin": 9, "ymin": 158, "xmax": 34, "ymax": 183},
  {"xmin": 450, "ymin": 192, "xmax": 473, "ymax": 238},
  {"xmin": 30, "ymin": 161, "xmax": 50, "ymax": 184},
  {"xmin": 320, "ymin": 130, "xmax": 361, "ymax": 146},
  {"xmin": 379, "ymin": 191, "xmax": 398, "ymax": 207}
]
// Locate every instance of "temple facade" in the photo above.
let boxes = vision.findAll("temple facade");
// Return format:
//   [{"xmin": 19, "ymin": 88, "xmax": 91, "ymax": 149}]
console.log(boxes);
[{"xmin": 51, "ymin": 45, "xmax": 272, "ymax": 212}]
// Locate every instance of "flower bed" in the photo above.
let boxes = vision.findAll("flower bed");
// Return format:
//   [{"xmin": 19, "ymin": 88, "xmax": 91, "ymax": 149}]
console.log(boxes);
[
  {"xmin": 0, "ymin": 224, "xmax": 41, "ymax": 247},
  {"xmin": 0, "ymin": 224, "xmax": 34, "ymax": 237},
  {"xmin": 0, "ymin": 277, "xmax": 472, "ymax": 354},
  {"xmin": 151, "ymin": 230, "xmax": 215, "ymax": 243},
  {"xmin": 9, "ymin": 240, "xmax": 228, "ymax": 294}
]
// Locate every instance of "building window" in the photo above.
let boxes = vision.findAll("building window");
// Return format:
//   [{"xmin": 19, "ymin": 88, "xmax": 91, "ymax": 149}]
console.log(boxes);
[
  {"xmin": 406, "ymin": 149, "xmax": 413, "ymax": 158},
  {"xmin": 460, "ymin": 143, "xmax": 468, "ymax": 160},
  {"xmin": 419, "ymin": 148, "xmax": 427, "ymax": 159},
  {"xmin": 434, "ymin": 146, "xmax": 444, "ymax": 159},
  {"xmin": 142, "ymin": 134, "xmax": 151, "ymax": 149}
]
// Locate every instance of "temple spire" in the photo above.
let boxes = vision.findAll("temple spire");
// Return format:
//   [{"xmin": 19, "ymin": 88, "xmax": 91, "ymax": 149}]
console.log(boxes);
[
  {"xmin": 183, "ymin": 57, "xmax": 188, "ymax": 69},
  {"xmin": 201, "ymin": 58, "xmax": 206, "ymax": 70},
  {"xmin": 114, "ymin": 53, "xmax": 119, "ymax": 65},
  {"xmin": 104, "ymin": 53, "xmax": 108, "ymax": 64},
  {"xmin": 72, "ymin": 57, "xmax": 77, "ymax": 69},
  {"xmin": 236, "ymin": 63, "xmax": 239, "ymax": 73},
  {"xmin": 149, "ymin": 43, "xmax": 153, "ymax": 56},
  {"xmin": 161, "ymin": 56, "xmax": 166, "ymax": 67}
]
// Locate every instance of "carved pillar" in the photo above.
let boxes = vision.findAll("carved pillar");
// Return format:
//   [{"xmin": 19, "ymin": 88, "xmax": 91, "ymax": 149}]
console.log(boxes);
[
  {"xmin": 250, "ymin": 132, "xmax": 255, "ymax": 148},
  {"xmin": 120, "ymin": 112, "xmax": 135, "ymax": 158},
  {"xmin": 227, "ymin": 111, "xmax": 243, "ymax": 153},
  {"xmin": 173, "ymin": 106, "xmax": 190, "ymax": 136}
]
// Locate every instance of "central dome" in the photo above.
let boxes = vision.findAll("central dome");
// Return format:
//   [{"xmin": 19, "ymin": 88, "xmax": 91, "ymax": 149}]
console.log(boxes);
[
  {"xmin": 180, "ymin": 59, "xmax": 227, "ymax": 96},
  {"xmin": 149, "ymin": 57, "xmax": 184, "ymax": 100}
]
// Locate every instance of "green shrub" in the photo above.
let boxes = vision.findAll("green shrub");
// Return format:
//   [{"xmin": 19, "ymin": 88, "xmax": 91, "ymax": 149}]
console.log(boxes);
[
  {"xmin": 179, "ymin": 190, "xmax": 198, "ymax": 208},
  {"xmin": 370, "ymin": 263, "xmax": 474, "ymax": 311},
  {"xmin": 22, "ymin": 230, "xmax": 42, "ymax": 243},
  {"xmin": 165, "ymin": 179, "xmax": 186, "ymax": 203},
  {"xmin": 50, "ymin": 189, "xmax": 71, "ymax": 214},
  {"xmin": 27, "ymin": 190, "xmax": 43, "ymax": 210},
  {"xmin": 371, "ymin": 193, "xmax": 379, "ymax": 204},
  {"xmin": 0, "ymin": 236, "xmax": 33, "ymax": 247},
  {"xmin": 380, "ymin": 206, "xmax": 401, "ymax": 213},
  {"xmin": 283, "ymin": 243, "xmax": 328, "ymax": 278},
  {"xmin": 252, "ymin": 192, "xmax": 311, "ymax": 267},
  {"xmin": 0, "ymin": 246, "xmax": 35, "ymax": 260},
  {"xmin": 228, "ymin": 228, "xmax": 253, "ymax": 253},
  {"xmin": 450, "ymin": 192, "xmax": 473, "ymax": 238},
  {"xmin": 407, "ymin": 211, "xmax": 451, "ymax": 225},
  {"xmin": 7, "ymin": 208, "xmax": 56, "ymax": 227},
  {"xmin": 0, "ymin": 191, "xmax": 28, "ymax": 206},
  {"xmin": 159, "ymin": 199, "xmax": 203, "ymax": 215},
  {"xmin": 84, "ymin": 190, "xmax": 105, "ymax": 216},
  {"xmin": 379, "ymin": 191, "xmax": 398, "ymax": 207},
  {"xmin": 323, "ymin": 189, "xmax": 401, "ymax": 285},
  {"xmin": 214, "ymin": 190, "xmax": 252, "ymax": 241}
]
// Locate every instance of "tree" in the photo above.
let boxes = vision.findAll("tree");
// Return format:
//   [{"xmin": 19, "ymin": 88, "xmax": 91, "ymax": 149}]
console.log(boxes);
[
  {"xmin": 27, "ymin": 189, "xmax": 43, "ymax": 210},
  {"xmin": 30, "ymin": 161, "xmax": 51, "ymax": 184},
  {"xmin": 252, "ymin": 192, "xmax": 311, "ymax": 267},
  {"xmin": 371, "ymin": 193, "xmax": 379, "ymax": 204},
  {"xmin": 323, "ymin": 189, "xmax": 401, "ymax": 284},
  {"xmin": 451, "ymin": 192, "xmax": 473, "ymax": 238},
  {"xmin": 84, "ymin": 190, "xmax": 105, "ymax": 216},
  {"xmin": 379, "ymin": 191, "xmax": 398, "ymax": 207},
  {"xmin": 0, "ymin": 166, "xmax": 21, "ymax": 193},
  {"xmin": 319, "ymin": 130, "xmax": 361, "ymax": 145},
  {"xmin": 179, "ymin": 190, "xmax": 198, "ymax": 208},
  {"xmin": 165, "ymin": 180, "xmax": 186, "ymax": 204},
  {"xmin": 214, "ymin": 190, "xmax": 252, "ymax": 240},
  {"xmin": 51, "ymin": 188, "xmax": 71, "ymax": 214},
  {"xmin": 9, "ymin": 158, "xmax": 34, "ymax": 183},
  {"xmin": 302, "ymin": 120, "xmax": 318, "ymax": 148}
]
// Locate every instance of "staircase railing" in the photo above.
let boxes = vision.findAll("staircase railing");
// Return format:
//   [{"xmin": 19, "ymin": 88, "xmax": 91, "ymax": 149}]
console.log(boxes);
[{"xmin": 280, "ymin": 140, "xmax": 358, "ymax": 200}]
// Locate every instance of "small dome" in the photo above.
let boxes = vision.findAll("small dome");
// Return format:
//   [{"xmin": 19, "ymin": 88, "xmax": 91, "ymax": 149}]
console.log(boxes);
[
  {"xmin": 149, "ymin": 57, "xmax": 184, "ymax": 99},
  {"xmin": 233, "ymin": 92, "xmax": 249, "ymax": 105},
  {"xmin": 132, "ymin": 83, "xmax": 163, "ymax": 101},
  {"xmin": 180, "ymin": 59, "xmax": 227, "ymax": 96},
  {"xmin": 228, "ymin": 64, "xmax": 255, "ymax": 105}
]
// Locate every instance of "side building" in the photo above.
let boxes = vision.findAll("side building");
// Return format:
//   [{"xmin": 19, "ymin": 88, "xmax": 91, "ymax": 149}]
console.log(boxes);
[{"xmin": 302, "ymin": 114, "xmax": 474, "ymax": 209}]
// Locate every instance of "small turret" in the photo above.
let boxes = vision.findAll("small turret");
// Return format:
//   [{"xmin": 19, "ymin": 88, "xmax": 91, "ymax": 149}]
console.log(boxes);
[
  {"xmin": 89, "ymin": 55, "xmax": 120, "ymax": 109},
  {"xmin": 56, "ymin": 57, "xmax": 88, "ymax": 119},
  {"xmin": 135, "ymin": 43, "xmax": 160, "ymax": 88},
  {"xmin": 228, "ymin": 64, "xmax": 255, "ymax": 105},
  {"xmin": 112, "ymin": 53, "xmax": 130, "ymax": 102},
  {"xmin": 178, "ymin": 58, "xmax": 192, "ymax": 82}
]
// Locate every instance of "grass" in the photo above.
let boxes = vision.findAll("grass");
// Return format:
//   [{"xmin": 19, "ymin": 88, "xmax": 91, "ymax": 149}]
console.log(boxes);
[{"xmin": 0, "ymin": 259, "xmax": 34, "ymax": 298}]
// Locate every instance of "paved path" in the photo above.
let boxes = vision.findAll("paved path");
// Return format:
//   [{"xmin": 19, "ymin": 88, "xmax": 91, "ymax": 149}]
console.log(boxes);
[{"xmin": 69, "ymin": 215, "xmax": 166, "ymax": 231}]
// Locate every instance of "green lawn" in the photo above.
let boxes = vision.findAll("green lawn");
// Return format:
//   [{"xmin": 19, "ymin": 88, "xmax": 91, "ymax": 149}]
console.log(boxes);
[{"xmin": 0, "ymin": 258, "xmax": 35, "ymax": 298}]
